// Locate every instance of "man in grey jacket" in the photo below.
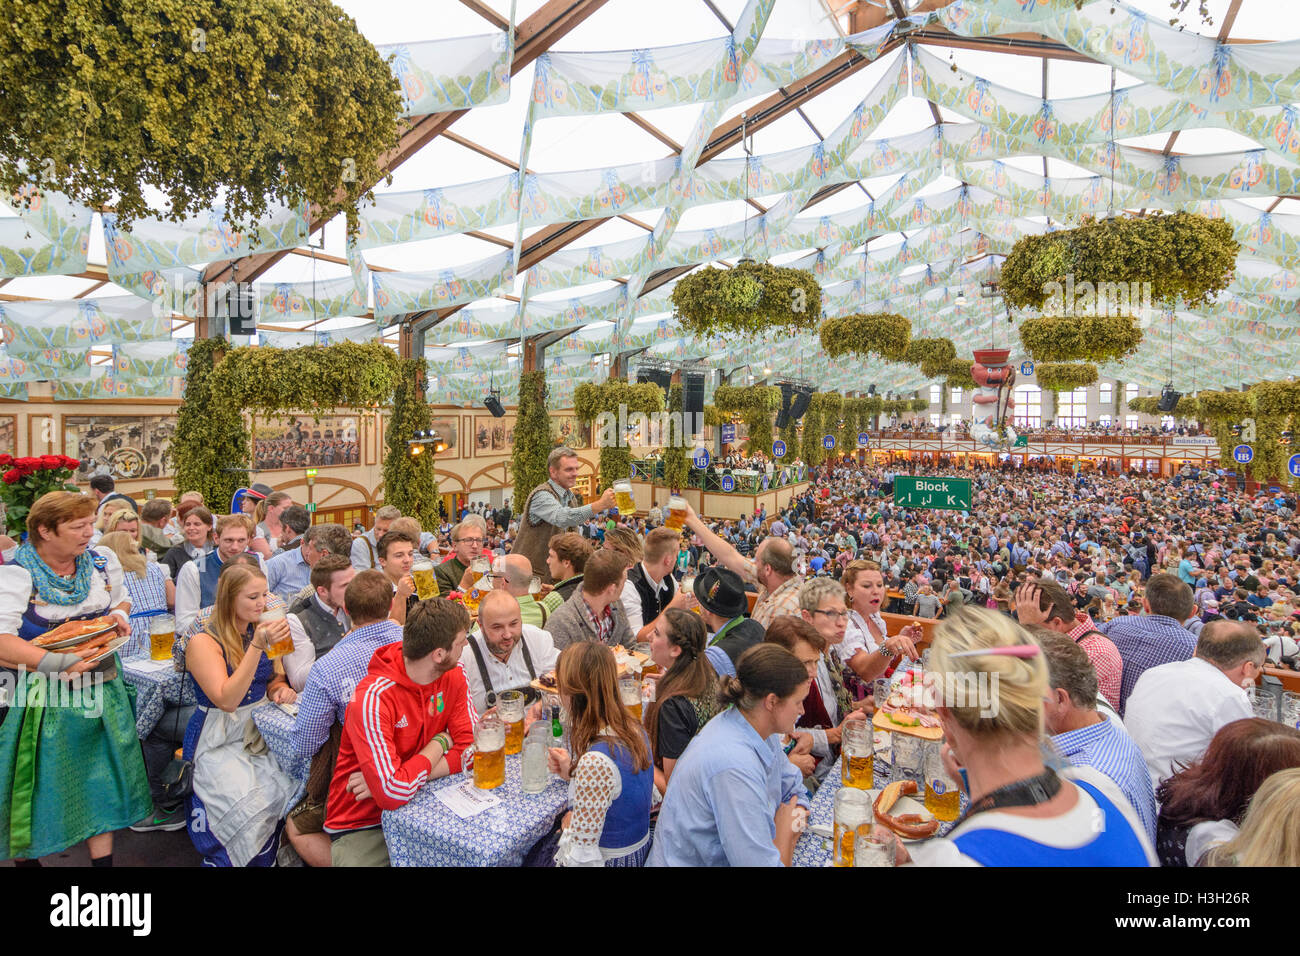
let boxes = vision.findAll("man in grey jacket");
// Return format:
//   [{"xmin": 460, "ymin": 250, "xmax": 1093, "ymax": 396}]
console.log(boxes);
[{"xmin": 544, "ymin": 549, "xmax": 633, "ymax": 651}]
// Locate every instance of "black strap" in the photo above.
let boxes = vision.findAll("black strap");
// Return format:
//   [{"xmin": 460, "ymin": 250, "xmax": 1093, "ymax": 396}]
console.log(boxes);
[
  {"xmin": 519, "ymin": 632, "xmax": 536, "ymax": 679},
  {"xmin": 963, "ymin": 768, "xmax": 1063, "ymax": 819},
  {"xmin": 467, "ymin": 635, "xmax": 494, "ymax": 700}
]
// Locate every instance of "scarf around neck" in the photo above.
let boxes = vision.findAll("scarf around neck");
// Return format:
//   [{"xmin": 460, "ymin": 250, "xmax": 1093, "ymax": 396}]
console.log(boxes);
[{"xmin": 14, "ymin": 541, "xmax": 100, "ymax": 607}]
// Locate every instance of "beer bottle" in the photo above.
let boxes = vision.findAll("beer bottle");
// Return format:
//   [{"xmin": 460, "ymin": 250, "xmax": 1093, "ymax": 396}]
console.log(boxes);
[{"xmin": 551, "ymin": 706, "xmax": 564, "ymax": 751}]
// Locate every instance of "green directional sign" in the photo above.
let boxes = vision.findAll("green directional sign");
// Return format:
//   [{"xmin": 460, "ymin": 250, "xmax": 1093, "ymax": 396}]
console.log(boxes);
[
  {"xmin": 305, "ymin": 502, "xmax": 318, "ymax": 513},
  {"xmin": 1013, "ymin": 435, "xmax": 1029, "ymax": 448},
  {"xmin": 893, "ymin": 476, "xmax": 972, "ymax": 511}
]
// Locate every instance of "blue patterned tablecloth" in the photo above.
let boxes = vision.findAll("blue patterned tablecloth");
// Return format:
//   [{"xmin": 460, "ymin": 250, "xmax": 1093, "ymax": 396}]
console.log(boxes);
[
  {"xmin": 120, "ymin": 655, "xmax": 195, "ymax": 739},
  {"xmin": 383, "ymin": 754, "xmax": 569, "ymax": 867},
  {"xmin": 252, "ymin": 703, "xmax": 311, "ymax": 784}
]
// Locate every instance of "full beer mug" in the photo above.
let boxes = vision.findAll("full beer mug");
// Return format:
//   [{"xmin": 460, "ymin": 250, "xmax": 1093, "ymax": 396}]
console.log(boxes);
[
  {"xmin": 665, "ymin": 495, "xmax": 687, "ymax": 531},
  {"xmin": 498, "ymin": 690, "xmax": 526, "ymax": 755},
  {"xmin": 473, "ymin": 713, "xmax": 506, "ymax": 790},
  {"xmin": 412, "ymin": 555, "xmax": 437, "ymax": 601},
  {"xmin": 613, "ymin": 479, "xmax": 634, "ymax": 515},
  {"xmin": 149, "ymin": 613, "xmax": 176, "ymax": 662},
  {"xmin": 840, "ymin": 720, "xmax": 874, "ymax": 791},
  {"xmin": 259, "ymin": 608, "xmax": 294, "ymax": 659}
]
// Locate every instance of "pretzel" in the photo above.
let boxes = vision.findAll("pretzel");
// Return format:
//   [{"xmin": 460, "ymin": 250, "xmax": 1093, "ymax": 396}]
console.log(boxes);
[{"xmin": 873, "ymin": 780, "xmax": 940, "ymax": 839}]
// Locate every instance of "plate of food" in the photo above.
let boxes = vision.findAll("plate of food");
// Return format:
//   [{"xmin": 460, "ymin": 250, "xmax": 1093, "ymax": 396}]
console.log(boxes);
[
  {"xmin": 530, "ymin": 670, "xmax": 559, "ymax": 695},
  {"xmin": 610, "ymin": 644, "xmax": 650, "ymax": 676},
  {"xmin": 83, "ymin": 635, "xmax": 131, "ymax": 666},
  {"xmin": 873, "ymin": 780, "xmax": 940, "ymax": 842},
  {"xmin": 33, "ymin": 615, "xmax": 120, "ymax": 651},
  {"xmin": 872, "ymin": 671, "xmax": 943, "ymax": 740}
]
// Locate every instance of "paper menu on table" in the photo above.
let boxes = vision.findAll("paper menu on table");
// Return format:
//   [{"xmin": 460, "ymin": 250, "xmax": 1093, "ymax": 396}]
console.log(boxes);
[{"xmin": 435, "ymin": 779, "xmax": 502, "ymax": 819}]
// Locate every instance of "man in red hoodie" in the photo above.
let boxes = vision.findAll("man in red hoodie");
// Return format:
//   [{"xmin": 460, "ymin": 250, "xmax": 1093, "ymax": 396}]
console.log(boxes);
[{"xmin": 325, "ymin": 597, "xmax": 476, "ymax": 866}]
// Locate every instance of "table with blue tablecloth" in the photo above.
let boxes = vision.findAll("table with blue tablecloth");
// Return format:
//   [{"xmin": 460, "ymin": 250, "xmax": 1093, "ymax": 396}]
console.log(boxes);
[
  {"xmin": 252, "ymin": 702, "xmax": 311, "ymax": 784},
  {"xmin": 383, "ymin": 753, "xmax": 569, "ymax": 867},
  {"xmin": 120, "ymin": 654, "xmax": 195, "ymax": 739}
]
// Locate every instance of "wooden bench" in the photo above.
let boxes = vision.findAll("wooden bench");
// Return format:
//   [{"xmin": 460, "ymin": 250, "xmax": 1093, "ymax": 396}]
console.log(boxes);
[{"xmin": 1261, "ymin": 665, "xmax": 1300, "ymax": 694}]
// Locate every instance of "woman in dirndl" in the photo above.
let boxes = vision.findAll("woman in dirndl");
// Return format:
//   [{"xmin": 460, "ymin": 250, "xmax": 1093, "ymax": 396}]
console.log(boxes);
[
  {"xmin": 0, "ymin": 491, "xmax": 150, "ymax": 865},
  {"xmin": 183, "ymin": 563, "xmax": 298, "ymax": 866}
]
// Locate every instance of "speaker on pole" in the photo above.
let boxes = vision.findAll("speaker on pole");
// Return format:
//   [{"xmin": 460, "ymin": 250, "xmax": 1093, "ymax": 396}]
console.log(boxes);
[
  {"xmin": 789, "ymin": 387, "xmax": 813, "ymax": 421},
  {"xmin": 683, "ymin": 371, "xmax": 705, "ymax": 420},
  {"xmin": 642, "ymin": 368, "xmax": 671, "ymax": 393},
  {"xmin": 1157, "ymin": 386, "xmax": 1182, "ymax": 412},
  {"xmin": 776, "ymin": 382, "xmax": 794, "ymax": 428}
]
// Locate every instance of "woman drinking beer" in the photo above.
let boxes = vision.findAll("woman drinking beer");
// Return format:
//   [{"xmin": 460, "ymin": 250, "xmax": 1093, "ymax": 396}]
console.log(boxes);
[
  {"xmin": 548, "ymin": 642, "xmax": 654, "ymax": 866},
  {"xmin": 648, "ymin": 644, "xmax": 811, "ymax": 867},
  {"xmin": 184, "ymin": 565, "xmax": 299, "ymax": 866}
]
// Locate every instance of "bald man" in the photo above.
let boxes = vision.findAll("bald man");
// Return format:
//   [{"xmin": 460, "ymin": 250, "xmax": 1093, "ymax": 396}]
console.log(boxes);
[
  {"xmin": 462, "ymin": 589, "xmax": 560, "ymax": 714},
  {"xmin": 493, "ymin": 553, "xmax": 550, "ymax": 628},
  {"xmin": 682, "ymin": 502, "xmax": 804, "ymax": 628}
]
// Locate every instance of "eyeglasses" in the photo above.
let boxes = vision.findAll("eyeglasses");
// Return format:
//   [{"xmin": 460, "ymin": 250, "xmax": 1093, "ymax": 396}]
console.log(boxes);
[
  {"xmin": 456, "ymin": 537, "xmax": 485, "ymax": 546},
  {"xmin": 812, "ymin": 609, "xmax": 849, "ymax": 622}
]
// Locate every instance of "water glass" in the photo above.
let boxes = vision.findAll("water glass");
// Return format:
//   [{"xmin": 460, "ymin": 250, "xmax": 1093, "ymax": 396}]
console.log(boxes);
[
  {"xmin": 852, "ymin": 826, "xmax": 898, "ymax": 868},
  {"xmin": 892, "ymin": 732, "xmax": 925, "ymax": 787},
  {"xmin": 520, "ymin": 722, "xmax": 551, "ymax": 794}
]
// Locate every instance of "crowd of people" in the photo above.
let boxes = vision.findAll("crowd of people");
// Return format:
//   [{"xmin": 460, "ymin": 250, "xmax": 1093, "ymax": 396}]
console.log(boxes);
[{"xmin": 2, "ymin": 444, "xmax": 1298, "ymax": 868}]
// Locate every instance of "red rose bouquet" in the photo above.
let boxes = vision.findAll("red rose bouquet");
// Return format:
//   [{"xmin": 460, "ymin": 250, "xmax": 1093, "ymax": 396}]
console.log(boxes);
[{"xmin": 0, "ymin": 454, "xmax": 83, "ymax": 535}]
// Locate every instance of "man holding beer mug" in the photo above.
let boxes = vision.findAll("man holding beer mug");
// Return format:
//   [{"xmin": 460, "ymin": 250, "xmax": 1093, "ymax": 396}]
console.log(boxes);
[
  {"xmin": 325, "ymin": 598, "xmax": 475, "ymax": 867},
  {"xmin": 376, "ymin": 530, "xmax": 418, "ymax": 624},
  {"xmin": 434, "ymin": 516, "xmax": 490, "ymax": 596},
  {"xmin": 511, "ymin": 446, "xmax": 617, "ymax": 585},
  {"xmin": 462, "ymin": 590, "xmax": 560, "ymax": 715}
]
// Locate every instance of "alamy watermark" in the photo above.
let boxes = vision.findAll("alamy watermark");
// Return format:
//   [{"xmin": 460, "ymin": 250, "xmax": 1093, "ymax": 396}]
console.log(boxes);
[
  {"xmin": 594, "ymin": 404, "xmax": 706, "ymax": 450},
  {"xmin": 902, "ymin": 669, "xmax": 1002, "ymax": 719},
  {"xmin": 1041, "ymin": 274, "xmax": 1153, "ymax": 317},
  {"xmin": 0, "ymin": 669, "xmax": 105, "ymax": 719}
]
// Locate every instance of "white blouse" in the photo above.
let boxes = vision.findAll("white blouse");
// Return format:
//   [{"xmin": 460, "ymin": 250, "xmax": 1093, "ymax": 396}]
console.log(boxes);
[
  {"xmin": 554, "ymin": 732, "xmax": 650, "ymax": 867},
  {"xmin": 839, "ymin": 609, "xmax": 886, "ymax": 665},
  {"xmin": 0, "ymin": 546, "xmax": 130, "ymax": 636}
]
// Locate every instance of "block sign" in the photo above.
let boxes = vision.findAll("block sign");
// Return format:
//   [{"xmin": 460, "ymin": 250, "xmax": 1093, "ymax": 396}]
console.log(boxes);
[
  {"xmin": 720, "ymin": 475, "xmax": 735, "ymax": 492},
  {"xmin": 693, "ymin": 448, "xmax": 710, "ymax": 469},
  {"xmin": 823, "ymin": 435, "xmax": 835, "ymax": 450},
  {"xmin": 893, "ymin": 476, "xmax": 973, "ymax": 511},
  {"xmin": 858, "ymin": 432, "xmax": 869, "ymax": 447},
  {"xmin": 1289, "ymin": 454, "xmax": 1300, "ymax": 478},
  {"xmin": 1232, "ymin": 445, "xmax": 1254, "ymax": 465},
  {"xmin": 773, "ymin": 439, "xmax": 787, "ymax": 458}
]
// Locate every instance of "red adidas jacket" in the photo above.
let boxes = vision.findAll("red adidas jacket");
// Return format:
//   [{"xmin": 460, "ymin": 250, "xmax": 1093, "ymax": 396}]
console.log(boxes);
[{"xmin": 325, "ymin": 642, "xmax": 477, "ymax": 833}]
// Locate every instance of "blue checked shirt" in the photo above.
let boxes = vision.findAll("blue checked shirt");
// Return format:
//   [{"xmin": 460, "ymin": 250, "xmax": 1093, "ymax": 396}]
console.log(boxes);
[
  {"xmin": 1052, "ymin": 715, "xmax": 1157, "ymax": 843},
  {"xmin": 265, "ymin": 546, "xmax": 312, "ymax": 602},
  {"xmin": 290, "ymin": 619, "xmax": 404, "ymax": 761},
  {"xmin": 1100, "ymin": 614, "xmax": 1198, "ymax": 716}
]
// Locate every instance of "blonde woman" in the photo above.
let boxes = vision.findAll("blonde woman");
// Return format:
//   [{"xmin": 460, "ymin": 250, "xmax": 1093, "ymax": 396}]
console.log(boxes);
[
  {"xmin": 97, "ymin": 531, "xmax": 173, "ymax": 657},
  {"xmin": 906, "ymin": 608, "xmax": 1157, "ymax": 866},
  {"xmin": 1203, "ymin": 768, "xmax": 1300, "ymax": 867},
  {"xmin": 90, "ymin": 498, "xmax": 131, "ymax": 546},
  {"xmin": 184, "ymin": 565, "xmax": 298, "ymax": 866}
]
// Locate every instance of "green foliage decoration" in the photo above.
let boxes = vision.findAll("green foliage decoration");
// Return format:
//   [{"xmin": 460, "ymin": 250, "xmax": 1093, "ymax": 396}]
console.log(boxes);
[
  {"xmin": 671, "ymin": 261, "xmax": 822, "ymax": 339},
  {"xmin": 944, "ymin": 359, "xmax": 975, "ymax": 390},
  {"xmin": 1035, "ymin": 363, "xmax": 1099, "ymax": 392},
  {"xmin": 1127, "ymin": 395, "xmax": 1200, "ymax": 418},
  {"xmin": 0, "ymin": 0, "xmax": 404, "ymax": 231},
  {"xmin": 819, "ymin": 313, "xmax": 911, "ymax": 361},
  {"xmin": 714, "ymin": 384, "xmax": 780, "ymax": 457},
  {"xmin": 903, "ymin": 337, "xmax": 957, "ymax": 378},
  {"xmin": 511, "ymin": 370, "xmax": 551, "ymax": 506},
  {"xmin": 1018, "ymin": 315, "xmax": 1143, "ymax": 364},
  {"xmin": 800, "ymin": 400, "xmax": 823, "ymax": 465},
  {"xmin": 169, "ymin": 338, "xmax": 249, "ymax": 508},
  {"xmin": 1000, "ymin": 213, "xmax": 1238, "ymax": 312},
  {"xmin": 574, "ymin": 379, "xmax": 664, "ymax": 488},
  {"xmin": 703, "ymin": 405, "xmax": 727, "ymax": 428},
  {"xmin": 663, "ymin": 384, "xmax": 690, "ymax": 493},
  {"xmin": 209, "ymin": 341, "xmax": 401, "ymax": 419},
  {"xmin": 382, "ymin": 360, "xmax": 439, "ymax": 529},
  {"xmin": 804, "ymin": 393, "xmax": 842, "ymax": 467},
  {"xmin": 909, "ymin": 398, "xmax": 929, "ymax": 413}
]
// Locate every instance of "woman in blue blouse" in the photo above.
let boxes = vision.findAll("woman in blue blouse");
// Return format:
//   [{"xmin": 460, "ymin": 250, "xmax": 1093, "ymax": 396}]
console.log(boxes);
[{"xmin": 648, "ymin": 643, "xmax": 811, "ymax": 867}]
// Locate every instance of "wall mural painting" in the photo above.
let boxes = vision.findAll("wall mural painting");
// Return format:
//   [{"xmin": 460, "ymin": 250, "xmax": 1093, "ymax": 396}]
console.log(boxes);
[
  {"xmin": 64, "ymin": 415, "xmax": 176, "ymax": 480},
  {"xmin": 252, "ymin": 414, "xmax": 361, "ymax": 470},
  {"xmin": 550, "ymin": 415, "xmax": 588, "ymax": 450},
  {"xmin": 474, "ymin": 415, "xmax": 515, "ymax": 456}
]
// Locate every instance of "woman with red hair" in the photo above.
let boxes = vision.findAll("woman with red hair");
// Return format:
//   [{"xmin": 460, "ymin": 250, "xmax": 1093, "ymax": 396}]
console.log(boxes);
[{"xmin": 1155, "ymin": 718, "xmax": 1300, "ymax": 866}]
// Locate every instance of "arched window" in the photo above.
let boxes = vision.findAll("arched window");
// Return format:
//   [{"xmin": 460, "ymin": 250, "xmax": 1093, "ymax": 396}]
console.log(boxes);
[
  {"xmin": 1057, "ymin": 387, "xmax": 1089, "ymax": 429},
  {"xmin": 1012, "ymin": 384, "xmax": 1042, "ymax": 428}
]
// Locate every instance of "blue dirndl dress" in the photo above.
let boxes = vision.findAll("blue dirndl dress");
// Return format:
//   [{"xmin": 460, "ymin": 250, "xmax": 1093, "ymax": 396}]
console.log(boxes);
[
  {"xmin": 0, "ymin": 552, "xmax": 150, "ymax": 860},
  {"xmin": 183, "ymin": 633, "xmax": 296, "ymax": 867}
]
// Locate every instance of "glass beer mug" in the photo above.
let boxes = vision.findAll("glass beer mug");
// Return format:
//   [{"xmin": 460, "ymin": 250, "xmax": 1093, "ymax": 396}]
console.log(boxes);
[
  {"xmin": 665, "ymin": 495, "xmax": 687, "ymax": 531},
  {"xmin": 498, "ymin": 690, "xmax": 526, "ymax": 755},
  {"xmin": 149, "ymin": 613, "xmax": 176, "ymax": 662},
  {"xmin": 412, "ymin": 555, "xmax": 437, "ymax": 601},
  {"xmin": 473, "ymin": 712, "xmax": 506, "ymax": 790},
  {"xmin": 924, "ymin": 740, "xmax": 961, "ymax": 822},
  {"xmin": 618, "ymin": 676, "xmax": 643, "ymax": 722},
  {"xmin": 613, "ymin": 479, "xmax": 634, "ymax": 515},
  {"xmin": 833, "ymin": 788, "xmax": 873, "ymax": 867},
  {"xmin": 259, "ymin": 608, "xmax": 294, "ymax": 659},
  {"xmin": 840, "ymin": 720, "xmax": 874, "ymax": 791}
]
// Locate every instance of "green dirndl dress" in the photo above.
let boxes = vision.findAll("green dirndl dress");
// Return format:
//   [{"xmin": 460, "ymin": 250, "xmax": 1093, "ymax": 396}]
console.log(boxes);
[{"xmin": 0, "ymin": 554, "xmax": 150, "ymax": 860}]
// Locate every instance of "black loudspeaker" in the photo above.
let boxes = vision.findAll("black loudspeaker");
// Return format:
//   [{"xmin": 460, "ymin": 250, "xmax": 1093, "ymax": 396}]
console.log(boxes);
[
  {"xmin": 484, "ymin": 393, "xmax": 506, "ymax": 418},
  {"xmin": 642, "ymin": 368, "xmax": 671, "ymax": 393},
  {"xmin": 1157, "ymin": 386, "xmax": 1182, "ymax": 412},
  {"xmin": 867, "ymin": 384, "xmax": 876, "ymax": 396},
  {"xmin": 683, "ymin": 371, "xmax": 705, "ymax": 420},
  {"xmin": 219, "ymin": 283, "xmax": 257, "ymax": 336},
  {"xmin": 789, "ymin": 387, "xmax": 813, "ymax": 421},
  {"xmin": 776, "ymin": 383, "xmax": 794, "ymax": 428}
]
